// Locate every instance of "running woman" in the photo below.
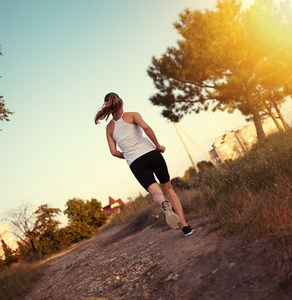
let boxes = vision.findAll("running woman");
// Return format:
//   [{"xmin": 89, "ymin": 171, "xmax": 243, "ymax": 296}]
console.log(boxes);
[{"xmin": 94, "ymin": 92, "xmax": 194, "ymax": 237}]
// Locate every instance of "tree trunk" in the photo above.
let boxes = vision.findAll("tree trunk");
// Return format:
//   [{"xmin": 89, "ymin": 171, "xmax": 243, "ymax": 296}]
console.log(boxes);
[
  {"xmin": 246, "ymin": 94, "xmax": 266, "ymax": 141},
  {"xmin": 272, "ymin": 100, "xmax": 290, "ymax": 130},
  {"xmin": 264, "ymin": 101, "xmax": 284, "ymax": 131},
  {"xmin": 30, "ymin": 238, "xmax": 39, "ymax": 257}
]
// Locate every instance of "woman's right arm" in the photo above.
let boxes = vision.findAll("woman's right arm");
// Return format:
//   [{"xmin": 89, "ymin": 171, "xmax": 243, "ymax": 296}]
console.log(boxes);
[{"xmin": 133, "ymin": 112, "xmax": 165, "ymax": 153}]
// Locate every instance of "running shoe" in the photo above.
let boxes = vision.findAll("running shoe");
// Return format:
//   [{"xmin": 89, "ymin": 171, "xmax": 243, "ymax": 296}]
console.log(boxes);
[
  {"xmin": 182, "ymin": 225, "xmax": 194, "ymax": 237},
  {"xmin": 161, "ymin": 200, "xmax": 182, "ymax": 229}
]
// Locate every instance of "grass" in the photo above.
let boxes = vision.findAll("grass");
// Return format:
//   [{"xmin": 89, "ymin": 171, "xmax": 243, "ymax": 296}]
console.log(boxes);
[
  {"xmin": 196, "ymin": 130, "xmax": 292, "ymax": 236},
  {"xmin": 201, "ymin": 176, "xmax": 292, "ymax": 237},
  {"xmin": 0, "ymin": 261, "xmax": 46, "ymax": 300}
]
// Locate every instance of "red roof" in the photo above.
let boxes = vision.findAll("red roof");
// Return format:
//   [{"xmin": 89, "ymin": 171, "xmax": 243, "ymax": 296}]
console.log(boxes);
[
  {"xmin": 102, "ymin": 196, "xmax": 125, "ymax": 217},
  {"xmin": 109, "ymin": 196, "xmax": 124, "ymax": 207}
]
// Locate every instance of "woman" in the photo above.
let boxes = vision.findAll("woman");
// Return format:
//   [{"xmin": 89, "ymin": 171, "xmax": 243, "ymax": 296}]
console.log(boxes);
[{"xmin": 95, "ymin": 92, "xmax": 194, "ymax": 237}]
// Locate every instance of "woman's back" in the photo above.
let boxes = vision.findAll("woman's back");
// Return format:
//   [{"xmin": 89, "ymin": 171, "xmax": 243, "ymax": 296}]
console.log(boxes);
[{"xmin": 112, "ymin": 113, "xmax": 155, "ymax": 166}]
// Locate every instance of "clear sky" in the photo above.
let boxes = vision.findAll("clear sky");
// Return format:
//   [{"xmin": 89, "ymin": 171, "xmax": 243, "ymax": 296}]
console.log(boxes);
[{"xmin": 0, "ymin": 0, "xmax": 291, "ymax": 223}]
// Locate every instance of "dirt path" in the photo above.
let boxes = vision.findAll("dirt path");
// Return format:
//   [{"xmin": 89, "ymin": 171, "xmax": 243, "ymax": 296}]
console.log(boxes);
[{"xmin": 23, "ymin": 218, "xmax": 292, "ymax": 300}]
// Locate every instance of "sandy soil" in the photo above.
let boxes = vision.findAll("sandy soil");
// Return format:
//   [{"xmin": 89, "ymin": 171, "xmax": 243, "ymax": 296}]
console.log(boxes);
[{"xmin": 23, "ymin": 218, "xmax": 292, "ymax": 300}]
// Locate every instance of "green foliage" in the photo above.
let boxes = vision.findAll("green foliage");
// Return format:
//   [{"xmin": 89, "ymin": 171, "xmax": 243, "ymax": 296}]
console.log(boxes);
[
  {"xmin": 183, "ymin": 166, "xmax": 197, "ymax": 180},
  {"xmin": 147, "ymin": 0, "xmax": 291, "ymax": 141},
  {"xmin": 31, "ymin": 205, "xmax": 62, "ymax": 256},
  {"xmin": 34, "ymin": 205, "xmax": 61, "ymax": 231},
  {"xmin": 6, "ymin": 199, "xmax": 108, "ymax": 261},
  {"xmin": 197, "ymin": 161, "xmax": 215, "ymax": 171},
  {"xmin": 62, "ymin": 198, "xmax": 108, "ymax": 244},
  {"xmin": 64, "ymin": 197, "xmax": 107, "ymax": 228},
  {"xmin": 59, "ymin": 222, "xmax": 94, "ymax": 244},
  {"xmin": 86, "ymin": 198, "xmax": 108, "ymax": 227}
]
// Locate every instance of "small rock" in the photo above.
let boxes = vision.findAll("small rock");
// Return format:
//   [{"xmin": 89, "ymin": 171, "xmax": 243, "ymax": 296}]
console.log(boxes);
[
  {"xmin": 105, "ymin": 278, "xmax": 111, "ymax": 284},
  {"xmin": 166, "ymin": 273, "xmax": 179, "ymax": 281},
  {"xmin": 228, "ymin": 263, "xmax": 236, "ymax": 269},
  {"xmin": 143, "ymin": 290, "xmax": 151, "ymax": 299}
]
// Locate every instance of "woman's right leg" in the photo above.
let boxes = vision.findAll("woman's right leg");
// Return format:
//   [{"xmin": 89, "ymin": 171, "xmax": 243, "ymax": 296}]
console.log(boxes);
[{"xmin": 147, "ymin": 182, "xmax": 165, "ymax": 205}]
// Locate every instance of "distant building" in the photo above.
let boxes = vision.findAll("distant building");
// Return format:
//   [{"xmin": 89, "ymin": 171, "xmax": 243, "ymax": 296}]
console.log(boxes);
[
  {"xmin": 102, "ymin": 196, "xmax": 125, "ymax": 217},
  {"xmin": 209, "ymin": 117, "xmax": 279, "ymax": 164},
  {"xmin": 0, "ymin": 224, "xmax": 18, "ymax": 259}
]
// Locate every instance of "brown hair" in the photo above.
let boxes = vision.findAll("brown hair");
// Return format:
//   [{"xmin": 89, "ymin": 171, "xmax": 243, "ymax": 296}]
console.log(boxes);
[{"xmin": 94, "ymin": 92, "xmax": 123, "ymax": 124}]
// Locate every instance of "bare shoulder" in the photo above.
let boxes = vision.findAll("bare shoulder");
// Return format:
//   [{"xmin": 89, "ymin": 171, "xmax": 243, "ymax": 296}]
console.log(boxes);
[
  {"xmin": 131, "ymin": 112, "xmax": 148, "ymax": 127},
  {"xmin": 131, "ymin": 112, "xmax": 142, "ymax": 118},
  {"xmin": 123, "ymin": 112, "xmax": 137, "ymax": 124},
  {"xmin": 128, "ymin": 112, "xmax": 142, "ymax": 120}
]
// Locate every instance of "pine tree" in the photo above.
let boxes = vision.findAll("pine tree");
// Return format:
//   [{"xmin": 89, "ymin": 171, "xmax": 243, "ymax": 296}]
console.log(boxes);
[{"xmin": 147, "ymin": 0, "xmax": 291, "ymax": 141}]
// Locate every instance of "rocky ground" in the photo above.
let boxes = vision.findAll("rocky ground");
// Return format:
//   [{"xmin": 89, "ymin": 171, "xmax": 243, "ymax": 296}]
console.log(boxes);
[{"xmin": 23, "ymin": 218, "xmax": 292, "ymax": 300}]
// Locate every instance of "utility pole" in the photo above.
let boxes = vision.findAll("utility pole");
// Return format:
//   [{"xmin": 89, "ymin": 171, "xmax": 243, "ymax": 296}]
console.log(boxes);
[
  {"xmin": 172, "ymin": 122, "xmax": 199, "ymax": 173},
  {"xmin": 175, "ymin": 123, "xmax": 217, "ymax": 167}
]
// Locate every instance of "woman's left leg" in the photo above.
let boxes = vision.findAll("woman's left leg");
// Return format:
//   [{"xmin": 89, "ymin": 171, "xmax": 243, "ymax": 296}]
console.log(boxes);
[
  {"xmin": 148, "ymin": 182, "xmax": 182, "ymax": 229},
  {"xmin": 162, "ymin": 181, "xmax": 188, "ymax": 227}
]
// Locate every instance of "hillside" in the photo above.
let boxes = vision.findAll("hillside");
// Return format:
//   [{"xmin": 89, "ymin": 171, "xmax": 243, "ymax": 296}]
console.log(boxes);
[{"xmin": 23, "ymin": 217, "xmax": 292, "ymax": 300}]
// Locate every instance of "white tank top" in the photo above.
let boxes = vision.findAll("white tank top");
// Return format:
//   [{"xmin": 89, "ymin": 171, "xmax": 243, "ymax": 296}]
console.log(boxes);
[{"xmin": 112, "ymin": 113, "xmax": 156, "ymax": 166}]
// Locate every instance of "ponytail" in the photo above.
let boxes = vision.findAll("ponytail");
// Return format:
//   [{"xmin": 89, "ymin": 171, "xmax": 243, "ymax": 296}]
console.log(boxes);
[{"xmin": 94, "ymin": 92, "xmax": 123, "ymax": 124}]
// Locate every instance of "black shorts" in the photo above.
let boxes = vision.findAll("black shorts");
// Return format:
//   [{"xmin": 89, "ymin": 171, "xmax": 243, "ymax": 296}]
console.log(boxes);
[{"xmin": 130, "ymin": 149, "xmax": 170, "ymax": 191}]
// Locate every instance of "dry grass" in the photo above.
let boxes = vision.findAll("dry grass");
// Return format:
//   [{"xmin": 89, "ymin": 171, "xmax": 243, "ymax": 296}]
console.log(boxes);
[
  {"xmin": 0, "ymin": 261, "xmax": 46, "ymax": 300},
  {"xmin": 201, "ymin": 177, "xmax": 292, "ymax": 237}
]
